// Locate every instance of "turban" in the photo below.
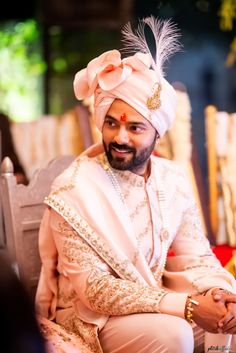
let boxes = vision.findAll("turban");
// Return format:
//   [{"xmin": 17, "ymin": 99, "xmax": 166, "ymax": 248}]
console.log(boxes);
[{"xmin": 73, "ymin": 17, "xmax": 181, "ymax": 138}]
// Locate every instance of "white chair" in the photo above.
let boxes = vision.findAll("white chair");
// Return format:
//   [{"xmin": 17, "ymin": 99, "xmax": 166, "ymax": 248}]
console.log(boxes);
[{"xmin": 0, "ymin": 154, "xmax": 75, "ymax": 298}]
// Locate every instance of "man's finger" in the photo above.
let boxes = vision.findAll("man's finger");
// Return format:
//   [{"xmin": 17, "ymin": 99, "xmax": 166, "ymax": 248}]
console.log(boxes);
[
  {"xmin": 213, "ymin": 294, "xmax": 222, "ymax": 301},
  {"xmin": 225, "ymin": 295, "xmax": 236, "ymax": 304},
  {"xmin": 218, "ymin": 312, "xmax": 234, "ymax": 328}
]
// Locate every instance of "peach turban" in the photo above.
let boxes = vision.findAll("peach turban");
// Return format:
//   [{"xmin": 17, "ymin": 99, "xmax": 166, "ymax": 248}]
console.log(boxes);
[{"xmin": 73, "ymin": 19, "xmax": 179, "ymax": 137}]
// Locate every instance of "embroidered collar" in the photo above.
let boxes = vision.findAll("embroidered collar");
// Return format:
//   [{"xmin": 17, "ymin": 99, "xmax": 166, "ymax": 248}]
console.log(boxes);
[{"xmin": 100, "ymin": 153, "xmax": 155, "ymax": 188}]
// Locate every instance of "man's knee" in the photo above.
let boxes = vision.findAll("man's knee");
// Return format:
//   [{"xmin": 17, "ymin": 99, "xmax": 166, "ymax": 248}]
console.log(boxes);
[
  {"xmin": 134, "ymin": 314, "xmax": 194, "ymax": 353},
  {"xmin": 168, "ymin": 318, "xmax": 194, "ymax": 352},
  {"xmin": 100, "ymin": 313, "xmax": 194, "ymax": 353}
]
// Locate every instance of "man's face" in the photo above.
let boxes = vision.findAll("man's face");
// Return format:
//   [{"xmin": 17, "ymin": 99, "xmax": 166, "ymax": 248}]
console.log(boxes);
[{"xmin": 102, "ymin": 99, "xmax": 158, "ymax": 176}]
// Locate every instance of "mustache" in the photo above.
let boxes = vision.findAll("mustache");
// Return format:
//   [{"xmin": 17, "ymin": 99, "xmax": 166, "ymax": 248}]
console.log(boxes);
[{"xmin": 109, "ymin": 142, "xmax": 135, "ymax": 153}]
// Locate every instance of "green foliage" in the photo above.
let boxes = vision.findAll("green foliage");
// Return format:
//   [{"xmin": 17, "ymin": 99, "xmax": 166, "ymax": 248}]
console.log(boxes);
[
  {"xmin": 0, "ymin": 19, "xmax": 46, "ymax": 121},
  {"xmin": 218, "ymin": 0, "xmax": 236, "ymax": 31},
  {"xmin": 218, "ymin": 0, "xmax": 236, "ymax": 66}
]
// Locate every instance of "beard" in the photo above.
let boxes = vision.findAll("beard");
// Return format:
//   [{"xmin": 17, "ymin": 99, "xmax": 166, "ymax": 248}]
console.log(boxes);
[{"xmin": 103, "ymin": 133, "xmax": 157, "ymax": 172}]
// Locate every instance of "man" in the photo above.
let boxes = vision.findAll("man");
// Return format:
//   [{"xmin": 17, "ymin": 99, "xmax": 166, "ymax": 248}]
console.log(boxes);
[{"xmin": 36, "ymin": 17, "xmax": 236, "ymax": 353}]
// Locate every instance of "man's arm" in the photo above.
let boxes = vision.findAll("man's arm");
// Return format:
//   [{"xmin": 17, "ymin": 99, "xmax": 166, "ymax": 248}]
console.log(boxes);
[
  {"xmin": 50, "ymin": 209, "xmax": 228, "ymax": 332},
  {"xmin": 162, "ymin": 167, "xmax": 236, "ymax": 332},
  {"xmin": 165, "ymin": 201, "xmax": 236, "ymax": 294},
  {"xmin": 50, "ymin": 209, "xmax": 168, "ymax": 316}
]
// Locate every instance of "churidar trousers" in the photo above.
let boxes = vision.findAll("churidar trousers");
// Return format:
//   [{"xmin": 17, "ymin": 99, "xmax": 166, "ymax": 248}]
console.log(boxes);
[{"xmin": 99, "ymin": 313, "xmax": 233, "ymax": 353}]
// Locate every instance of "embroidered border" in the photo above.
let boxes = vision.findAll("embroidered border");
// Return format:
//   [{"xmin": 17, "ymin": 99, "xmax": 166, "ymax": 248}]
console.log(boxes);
[
  {"xmin": 45, "ymin": 195, "xmax": 144, "ymax": 285},
  {"xmin": 50, "ymin": 158, "xmax": 82, "ymax": 196}
]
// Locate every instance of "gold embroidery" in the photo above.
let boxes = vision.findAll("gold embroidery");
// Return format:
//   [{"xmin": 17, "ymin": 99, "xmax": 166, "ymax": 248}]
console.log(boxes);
[
  {"xmin": 49, "ymin": 158, "xmax": 82, "ymax": 197},
  {"xmin": 179, "ymin": 205, "xmax": 210, "ymax": 244},
  {"xmin": 132, "ymin": 219, "xmax": 152, "ymax": 266},
  {"xmin": 39, "ymin": 319, "xmax": 92, "ymax": 353},
  {"xmin": 57, "ymin": 288, "xmax": 77, "ymax": 305},
  {"xmin": 46, "ymin": 195, "xmax": 142, "ymax": 284},
  {"xmin": 86, "ymin": 267, "xmax": 167, "ymax": 316},
  {"xmin": 151, "ymin": 227, "xmax": 170, "ymax": 284},
  {"xmin": 102, "ymin": 154, "xmax": 144, "ymax": 188},
  {"xmin": 102, "ymin": 153, "xmax": 172, "ymax": 284},
  {"xmin": 40, "ymin": 322, "xmax": 72, "ymax": 343},
  {"xmin": 129, "ymin": 198, "xmax": 148, "ymax": 220},
  {"xmin": 146, "ymin": 82, "xmax": 162, "ymax": 110},
  {"xmin": 101, "ymin": 154, "xmax": 157, "ymax": 270},
  {"xmin": 117, "ymin": 172, "xmax": 144, "ymax": 187},
  {"xmin": 59, "ymin": 313, "xmax": 102, "ymax": 353},
  {"xmin": 51, "ymin": 184, "xmax": 74, "ymax": 196},
  {"xmin": 190, "ymin": 267, "xmax": 229, "ymax": 293},
  {"xmin": 174, "ymin": 186, "xmax": 189, "ymax": 200},
  {"xmin": 184, "ymin": 262, "xmax": 223, "ymax": 271},
  {"xmin": 155, "ymin": 158, "xmax": 184, "ymax": 181},
  {"xmin": 63, "ymin": 240, "xmax": 105, "ymax": 270},
  {"xmin": 56, "ymin": 217, "xmax": 168, "ymax": 318},
  {"xmin": 58, "ymin": 221, "xmax": 107, "ymax": 271}
]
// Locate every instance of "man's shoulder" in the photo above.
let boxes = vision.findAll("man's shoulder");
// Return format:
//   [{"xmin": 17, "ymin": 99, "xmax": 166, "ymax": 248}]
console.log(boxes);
[
  {"xmin": 151, "ymin": 155, "xmax": 185, "ymax": 177},
  {"xmin": 51, "ymin": 153, "xmax": 103, "ymax": 191},
  {"xmin": 152, "ymin": 156, "xmax": 195, "ymax": 201}
]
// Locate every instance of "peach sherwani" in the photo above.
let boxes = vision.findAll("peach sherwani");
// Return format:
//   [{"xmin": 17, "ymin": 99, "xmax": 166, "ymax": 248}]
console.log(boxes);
[{"xmin": 36, "ymin": 144, "xmax": 236, "ymax": 353}]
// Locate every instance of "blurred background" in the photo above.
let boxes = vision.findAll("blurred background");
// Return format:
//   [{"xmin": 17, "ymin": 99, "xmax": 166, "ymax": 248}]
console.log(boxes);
[
  {"xmin": 0, "ymin": 0, "xmax": 236, "ymax": 246},
  {"xmin": 1, "ymin": 0, "xmax": 236, "ymax": 172}
]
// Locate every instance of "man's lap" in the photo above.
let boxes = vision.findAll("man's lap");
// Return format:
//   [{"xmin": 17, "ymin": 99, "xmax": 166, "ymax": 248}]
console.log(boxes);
[{"xmin": 99, "ymin": 313, "xmax": 199, "ymax": 353}]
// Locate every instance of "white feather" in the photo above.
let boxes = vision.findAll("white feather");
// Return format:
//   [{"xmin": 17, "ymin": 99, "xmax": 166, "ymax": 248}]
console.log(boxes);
[{"xmin": 121, "ymin": 15, "xmax": 181, "ymax": 78}]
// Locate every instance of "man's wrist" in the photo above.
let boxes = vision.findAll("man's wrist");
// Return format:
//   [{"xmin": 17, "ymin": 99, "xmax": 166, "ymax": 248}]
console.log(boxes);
[{"xmin": 185, "ymin": 294, "xmax": 199, "ymax": 324}]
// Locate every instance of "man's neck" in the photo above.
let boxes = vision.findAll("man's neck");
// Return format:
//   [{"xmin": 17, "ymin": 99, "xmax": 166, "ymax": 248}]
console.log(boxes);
[{"xmin": 131, "ymin": 159, "xmax": 151, "ymax": 182}]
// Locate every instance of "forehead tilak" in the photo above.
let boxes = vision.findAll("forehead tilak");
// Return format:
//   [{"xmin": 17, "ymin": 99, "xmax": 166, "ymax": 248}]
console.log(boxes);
[{"xmin": 120, "ymin": 113, "xmax": 127, "ymax": 122}]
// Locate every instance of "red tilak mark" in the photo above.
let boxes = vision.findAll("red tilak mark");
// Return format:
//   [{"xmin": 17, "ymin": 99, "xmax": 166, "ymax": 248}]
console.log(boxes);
[{"xmin": 120, "ymin": 113, "xmax": 127, "ymax": 122}]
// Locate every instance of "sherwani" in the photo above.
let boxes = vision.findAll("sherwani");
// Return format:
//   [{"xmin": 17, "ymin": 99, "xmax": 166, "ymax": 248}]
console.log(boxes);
[{"xmin": 36, "ymin": 144, "xmax": 236, "ymax": 353}]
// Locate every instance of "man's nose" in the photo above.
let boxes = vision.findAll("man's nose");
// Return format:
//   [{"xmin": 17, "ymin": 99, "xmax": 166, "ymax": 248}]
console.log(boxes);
[{"xmin": 114, "ymin": 127, "xmax": 129, "ymax": 144}]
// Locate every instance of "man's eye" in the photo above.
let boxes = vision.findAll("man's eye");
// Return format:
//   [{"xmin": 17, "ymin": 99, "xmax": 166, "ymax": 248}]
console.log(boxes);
[
  {"xmin": 130, "ymin": 125, "xmax": 143, "ymax": 133},
  {"xmin": 105, "ymin": 120, "xmax": 116, "ymax": 127}
]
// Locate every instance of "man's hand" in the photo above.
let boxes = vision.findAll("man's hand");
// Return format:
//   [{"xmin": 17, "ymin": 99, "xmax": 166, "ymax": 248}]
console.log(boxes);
[
  {"xmin": 212, "ymin": 288, "xmax": 236, "ymax": 334},
  {"xmin": 189, "ymin": 292, "xmax": 227, "ymax": 333}
]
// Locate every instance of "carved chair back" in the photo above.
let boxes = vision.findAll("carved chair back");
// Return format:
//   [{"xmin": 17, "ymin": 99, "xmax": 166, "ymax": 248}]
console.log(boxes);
[{"xmin": 0, "ymin": 155, "xmax": 75, "ymax": 298}]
